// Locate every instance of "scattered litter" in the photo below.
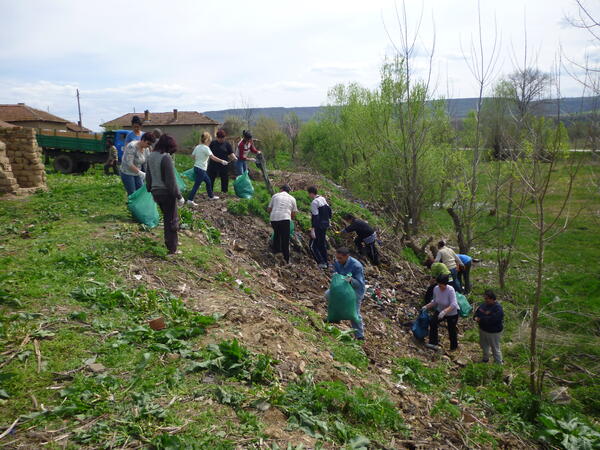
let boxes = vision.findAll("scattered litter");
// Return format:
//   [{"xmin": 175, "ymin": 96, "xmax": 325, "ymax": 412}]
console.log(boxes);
[{"xmin": 149, "ymin": 317, "xmax": 166, "ymax": 331}]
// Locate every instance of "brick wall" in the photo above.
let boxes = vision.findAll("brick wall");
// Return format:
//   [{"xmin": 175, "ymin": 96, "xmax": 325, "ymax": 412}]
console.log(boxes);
[{"xmin": 0, "ymin": 127, "xmax": 47, "ymax": 195}]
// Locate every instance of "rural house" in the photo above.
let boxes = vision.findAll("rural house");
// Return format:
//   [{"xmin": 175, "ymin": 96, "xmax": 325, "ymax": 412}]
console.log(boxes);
[
  {"xmin": 0, "ymin": 103, "xmax": 72, "ymax": 131},
  {"xmin": 101, "ymin": 109, "xmax": 219, "ymax": 151}
]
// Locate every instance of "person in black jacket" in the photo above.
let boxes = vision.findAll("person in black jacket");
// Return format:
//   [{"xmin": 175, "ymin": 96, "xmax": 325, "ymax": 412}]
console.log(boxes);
[
  {"xmin": 341, "ymin": 213, "xmax": 380, "ymax": 265},
  {"xmin": 308, "ymin": 186, "xmax": 332, "ymax": 269},
  {"xmin": 208, "ymin": 129, "xmax": 237, "ymax": 193},
  {"xmin": 474, "ymin": 290, "xmax": 504, "ymax": 364}
]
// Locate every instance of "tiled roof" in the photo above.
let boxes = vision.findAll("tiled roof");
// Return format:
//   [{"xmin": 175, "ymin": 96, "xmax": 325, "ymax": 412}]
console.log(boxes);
[
  {"xmin": 0, "ymin": 104, "xmax": 69, "ymax": 124},
  {"xmin": 0, "ymin": 119, "xmax": 17, "ymax": 128},
  {"xmin": 101, "ymin": 111, "xmax": 219, "ymax": 127},
  {"xmin": 66, "ymin": 122, "xmax": 92, "ymax": 133}
]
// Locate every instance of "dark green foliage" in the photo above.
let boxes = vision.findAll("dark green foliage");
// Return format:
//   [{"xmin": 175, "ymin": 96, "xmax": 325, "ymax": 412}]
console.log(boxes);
[
  {"xmin": 179, "ymin": 208, "xmax": 221, "ymax": 243},
  {"xmin": 187, "ymin": 339, "xmax": 276, "ymax": 385},
  {"xmin": 571, "ymin": 384, "xmax": 600, "ymax": 416},
  {"xmin": 537, "ymin": 411, "xmax": 600, "ymax": 449},
  {"xmin": 461, "ymin": 363, "xmax": 504, "ymax": 387},
  {"xmin": 393, "ymin": 358, "xmax": 448, "ymax": 393},
  {"xmin": 430, "ymin": 398, "xmax": 461, "ymax": 419},
  {"xmin": 277, "ymin": 376, "xmax": 405, "ymax": 443}
]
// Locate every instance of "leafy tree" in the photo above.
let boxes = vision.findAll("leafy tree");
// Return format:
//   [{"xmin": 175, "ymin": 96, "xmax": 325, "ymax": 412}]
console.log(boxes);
[
  {"xmin": 222, "ymin": 115, "xmax": 246, "ymax": 138},
  {"xmin": 253, "ymin": 116, "xmax": 288, "ymax": 161}
]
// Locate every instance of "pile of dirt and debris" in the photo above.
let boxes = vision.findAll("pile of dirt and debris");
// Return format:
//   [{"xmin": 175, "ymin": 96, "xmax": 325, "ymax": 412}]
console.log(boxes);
[{"xmin": 123, "ymin": 169, "xmax": 531, "ymax": 448}]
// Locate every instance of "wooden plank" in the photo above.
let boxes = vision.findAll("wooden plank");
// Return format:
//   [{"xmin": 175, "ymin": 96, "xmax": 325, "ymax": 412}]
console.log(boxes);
[{"xmin": 37, "ymin": 128, "xmax": 101, "ymax": 140}]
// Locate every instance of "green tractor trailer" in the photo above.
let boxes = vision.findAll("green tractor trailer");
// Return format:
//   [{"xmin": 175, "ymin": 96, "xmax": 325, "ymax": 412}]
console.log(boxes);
[{"xmin": 37, "ymin": 129, "xmax": 130, "ymax": 174}]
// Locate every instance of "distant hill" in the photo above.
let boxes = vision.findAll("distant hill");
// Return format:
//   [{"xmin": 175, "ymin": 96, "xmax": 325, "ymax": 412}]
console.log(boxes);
[
  {"xmin": 203, "ymin": 106, "xmax": 322, "ymax": 124},
  {"xmin": 203, "ymin": 96, "xmax": 600, "ymax": 124}
]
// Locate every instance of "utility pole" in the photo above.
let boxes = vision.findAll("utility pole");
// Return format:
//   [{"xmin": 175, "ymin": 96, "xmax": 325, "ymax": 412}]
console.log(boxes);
[{"xmin": 76, "ymin": 89, "xmax": 82, "ymax": 127}]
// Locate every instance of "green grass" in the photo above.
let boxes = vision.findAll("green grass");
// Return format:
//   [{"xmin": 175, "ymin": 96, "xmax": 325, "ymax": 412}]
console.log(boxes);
[
  {"xmin": 419, "ymin": 160, "xmax": 600, "ymax": 416},
  {"xmin": 0, "ymin": 168, "xmax": 249, "ymax": 446}
]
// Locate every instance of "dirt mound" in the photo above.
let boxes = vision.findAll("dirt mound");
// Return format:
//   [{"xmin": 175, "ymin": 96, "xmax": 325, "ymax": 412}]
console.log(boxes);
[{"xmin": 151, "ymin": 170, "xmax": 531, "ymax": 448}]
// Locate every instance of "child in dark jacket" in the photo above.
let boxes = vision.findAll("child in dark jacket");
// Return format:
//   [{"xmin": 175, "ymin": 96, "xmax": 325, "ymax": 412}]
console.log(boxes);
[{"xmin": 474, "ymin": 290, "xmax": 504, "ymax": 364}]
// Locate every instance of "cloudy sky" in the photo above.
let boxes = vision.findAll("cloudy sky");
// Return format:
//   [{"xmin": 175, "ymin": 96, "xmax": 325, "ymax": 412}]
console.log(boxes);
[{"xmin": 0, "ymin": 0, "xmax": 597, "ymax": 130}]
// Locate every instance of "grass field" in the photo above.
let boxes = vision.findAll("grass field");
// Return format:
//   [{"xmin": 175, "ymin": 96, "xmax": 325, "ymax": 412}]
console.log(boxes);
[
  {"xmin": 419, "ymin": 159, "xmax": 600, "ymax": 416},
  {"xmin": 1, "ymin": 157, "xmax": 599, "ymax": 448}
]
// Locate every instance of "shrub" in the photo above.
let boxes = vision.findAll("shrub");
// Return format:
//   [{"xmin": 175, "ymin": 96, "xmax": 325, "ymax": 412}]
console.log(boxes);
[
  {"xmin": 461, "ymin": 363, "xmax": 504, "ymax": 387},
  {"xmin": 393, "ymin": 358, "xmax": 448, "ymax": 393},
  {"xmin": 537, "ymin": 411, "xmax": 600, "ymax": 449}
]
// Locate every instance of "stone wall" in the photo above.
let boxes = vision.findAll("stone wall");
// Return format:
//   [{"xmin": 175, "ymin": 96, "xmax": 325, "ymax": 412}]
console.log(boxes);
[
  {"xmin": 0, "ymin": 140, "xmax": 20, "ymax": 194},
  {"xmin": 0, "ymin": 128, "xmax": 47, "ymax": 195}
]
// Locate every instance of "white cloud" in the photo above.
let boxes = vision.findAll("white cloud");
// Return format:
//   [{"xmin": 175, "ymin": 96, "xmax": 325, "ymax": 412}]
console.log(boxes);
[{"xmin": 0, "ymin": 0, "xmax": 595, "ymax": 130}]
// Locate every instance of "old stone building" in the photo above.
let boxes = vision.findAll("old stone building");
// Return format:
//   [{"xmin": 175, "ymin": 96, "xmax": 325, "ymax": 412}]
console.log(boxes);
[{"xmin": 101, "ymin": 109, "xmax": 219, "ymax": 151}]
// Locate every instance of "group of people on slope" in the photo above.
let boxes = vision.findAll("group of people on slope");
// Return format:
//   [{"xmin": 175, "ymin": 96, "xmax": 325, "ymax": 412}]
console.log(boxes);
[
  {"xmin": 108, "ymin": 114, "xmax": 261, "ymax": 198},
  {"xmin": 266, "ymin": 185, "xmax": 380, "ymax": 268},
  {"xmin": 420, "ymin": 240, "xmax": 504, "ymax": 364}
]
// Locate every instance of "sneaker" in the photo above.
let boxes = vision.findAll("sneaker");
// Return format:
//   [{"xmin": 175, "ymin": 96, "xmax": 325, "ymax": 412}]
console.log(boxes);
[
  {"xmin": 318, "ymin": 263, "xmax": 329, "ymax": 269},
  {"xmin": 186, "ymin": 200, "xmax": 198, "ymax": 207},
  {"xmin": 209, "ymin": 196, "xmax": 220, "ymax": 200}
]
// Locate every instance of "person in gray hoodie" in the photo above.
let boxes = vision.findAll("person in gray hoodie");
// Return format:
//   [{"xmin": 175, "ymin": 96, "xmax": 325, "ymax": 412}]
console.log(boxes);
[{"xmin": 146, "ymin": 134, "xmax": 184, "ymax": 255}]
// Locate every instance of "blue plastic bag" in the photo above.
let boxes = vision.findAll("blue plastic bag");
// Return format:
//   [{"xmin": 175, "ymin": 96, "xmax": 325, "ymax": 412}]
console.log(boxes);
[{"xmin": 412, "ymin": 309, "xmax": 430, "ymax": 340}]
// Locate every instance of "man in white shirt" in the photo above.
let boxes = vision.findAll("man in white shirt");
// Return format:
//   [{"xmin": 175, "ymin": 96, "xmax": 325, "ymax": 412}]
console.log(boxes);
[{"xmin": 267, "ymin": 185, "xmax": 298, "ymax": 264}]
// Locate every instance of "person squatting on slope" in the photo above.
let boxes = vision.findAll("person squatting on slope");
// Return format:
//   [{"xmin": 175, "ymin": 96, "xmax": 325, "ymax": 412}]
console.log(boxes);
[
  {"xmin": 326, "ymin": 247, "xmax": 366, "ymax": 340},
  {"xmin": 474, "ymin": 290, "xmax": 504, "ymax": 364},
  {"xmin": 308, "ymin": 186, "xmax": 332, "ymax": 269},
  {"xmin": 457, "ymin": 253, "xmax": 472, "ymax": 294},
  {"xmin": 434, "ymin": 240, "xmax": 464, "ymax": 292},
  {"xmin": 268, "ymin": 185, "xmax": 298, "ymax": 265},
  {"xmin": 236, "ymin": 130, "xmax": 261, "ymax": 175},
  {"xmin": 208, "ymin": 129, "xmax": 237, "ymax": 193},
  {"xmin": 422, "ymin": 274, "xmax": 460, "ymax": 351},
  {"xmin": 146, "ymin": 134, "xmax": 184, "ymax": 255},
  {"xmin": 120, "ymin": 132, "xmax": 155, "ymax": 195},
  {"xmin": 187, "ymin": 132, "xmax": 229, "ymax": 206},
  {"xmin": 340, "ymin": 213, "xmax": 380, "ymax": 265}
]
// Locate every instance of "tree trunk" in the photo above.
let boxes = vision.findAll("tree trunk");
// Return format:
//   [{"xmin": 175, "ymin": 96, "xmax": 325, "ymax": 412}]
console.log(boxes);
[
  {"xmin": 529, "ymin": 216, "xmax": 545, "ymax": 396},
  {"xmin": 446, "ymin": 206, "xmax": 468, "ymax": 254}
]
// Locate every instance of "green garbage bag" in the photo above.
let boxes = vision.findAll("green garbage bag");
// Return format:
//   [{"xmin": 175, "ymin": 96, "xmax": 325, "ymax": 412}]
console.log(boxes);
[
  {"xmin": 127, "ymin": 184, "xmax": 160, "ymax": 228},
  {"xmin": 456, "ymin": 292, "xmax": 472, "ymax": 318},
  {"xmin": 270, "ymin": 221, "xmax": 295, "ymax": 241},
  {"xmin": 234, "ymin": 171, "xmax": 254, "ymax": 199},
  {"xmin": 183, "ymin": 167, "xmax": 196, "ymax": 182},
  {"xmin": 175, "ymin": 169, "xmax": 187, "ymax": 191},
  {"xmin": 327, "ymin": 273, "xmax": 359, "ymax": 323}
]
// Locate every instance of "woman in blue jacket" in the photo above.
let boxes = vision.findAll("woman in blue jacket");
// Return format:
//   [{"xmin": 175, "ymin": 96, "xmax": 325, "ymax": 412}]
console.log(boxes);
[{"xmin": 474, "ymin": 290, "xmax": 504, "ymax": 364}]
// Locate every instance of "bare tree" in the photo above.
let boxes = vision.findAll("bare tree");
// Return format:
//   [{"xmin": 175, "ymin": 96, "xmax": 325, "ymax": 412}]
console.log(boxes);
[
  {"xmin": 381, "ymin": 0, "xmax": 438, "ymax": 236},
  {"xmin": 282, "ymin": 112, "xmax": 301, "ymax": 160},
  {"xmin": 238, "ymin": 95, "xmax": 255, "ymax": 129},
  {"xmin": 447, "ymin": 0, "xmax": 501, "ymax": 253},
  {"xmin": 510, "ymin": 59, "xmax": 580, "ymax": 395}
]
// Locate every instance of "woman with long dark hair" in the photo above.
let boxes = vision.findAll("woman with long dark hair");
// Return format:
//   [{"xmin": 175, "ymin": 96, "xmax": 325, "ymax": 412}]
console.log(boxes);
[{"xmin": 146, "ymin": 134, "xmax": 184, "ymax": 255}]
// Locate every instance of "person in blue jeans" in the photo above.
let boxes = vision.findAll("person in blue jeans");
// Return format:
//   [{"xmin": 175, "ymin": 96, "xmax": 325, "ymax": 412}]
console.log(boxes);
[
  {"xmin": 119, "ymin": 132, "xmax": 156, "ymax": 195},
  {"xmin": 187, "ymin": 132, "xmax": 229, "ymax": 206},
  {"xmin": 457, "ymin": 254, "xmax": 472, "ymax": 294},
  {"xmin": 325, "ymin": 247, "xmax": 366, "ymax": 340}
]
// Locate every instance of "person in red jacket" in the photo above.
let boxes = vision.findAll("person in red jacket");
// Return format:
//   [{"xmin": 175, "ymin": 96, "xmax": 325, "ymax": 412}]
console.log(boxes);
[{"xmin": 235, "ymin": 130, "xmax": 260, "ymax": 175}]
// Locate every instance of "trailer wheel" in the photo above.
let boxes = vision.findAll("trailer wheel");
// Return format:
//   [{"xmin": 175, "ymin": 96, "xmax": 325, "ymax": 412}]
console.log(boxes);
[
  {"xmin": 53, "ymin": 154, "xmax": 75, "ymax": 174},
  {"xmin": 74, "ymin": 161, "xmax": 91, "ymax": 173}
]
